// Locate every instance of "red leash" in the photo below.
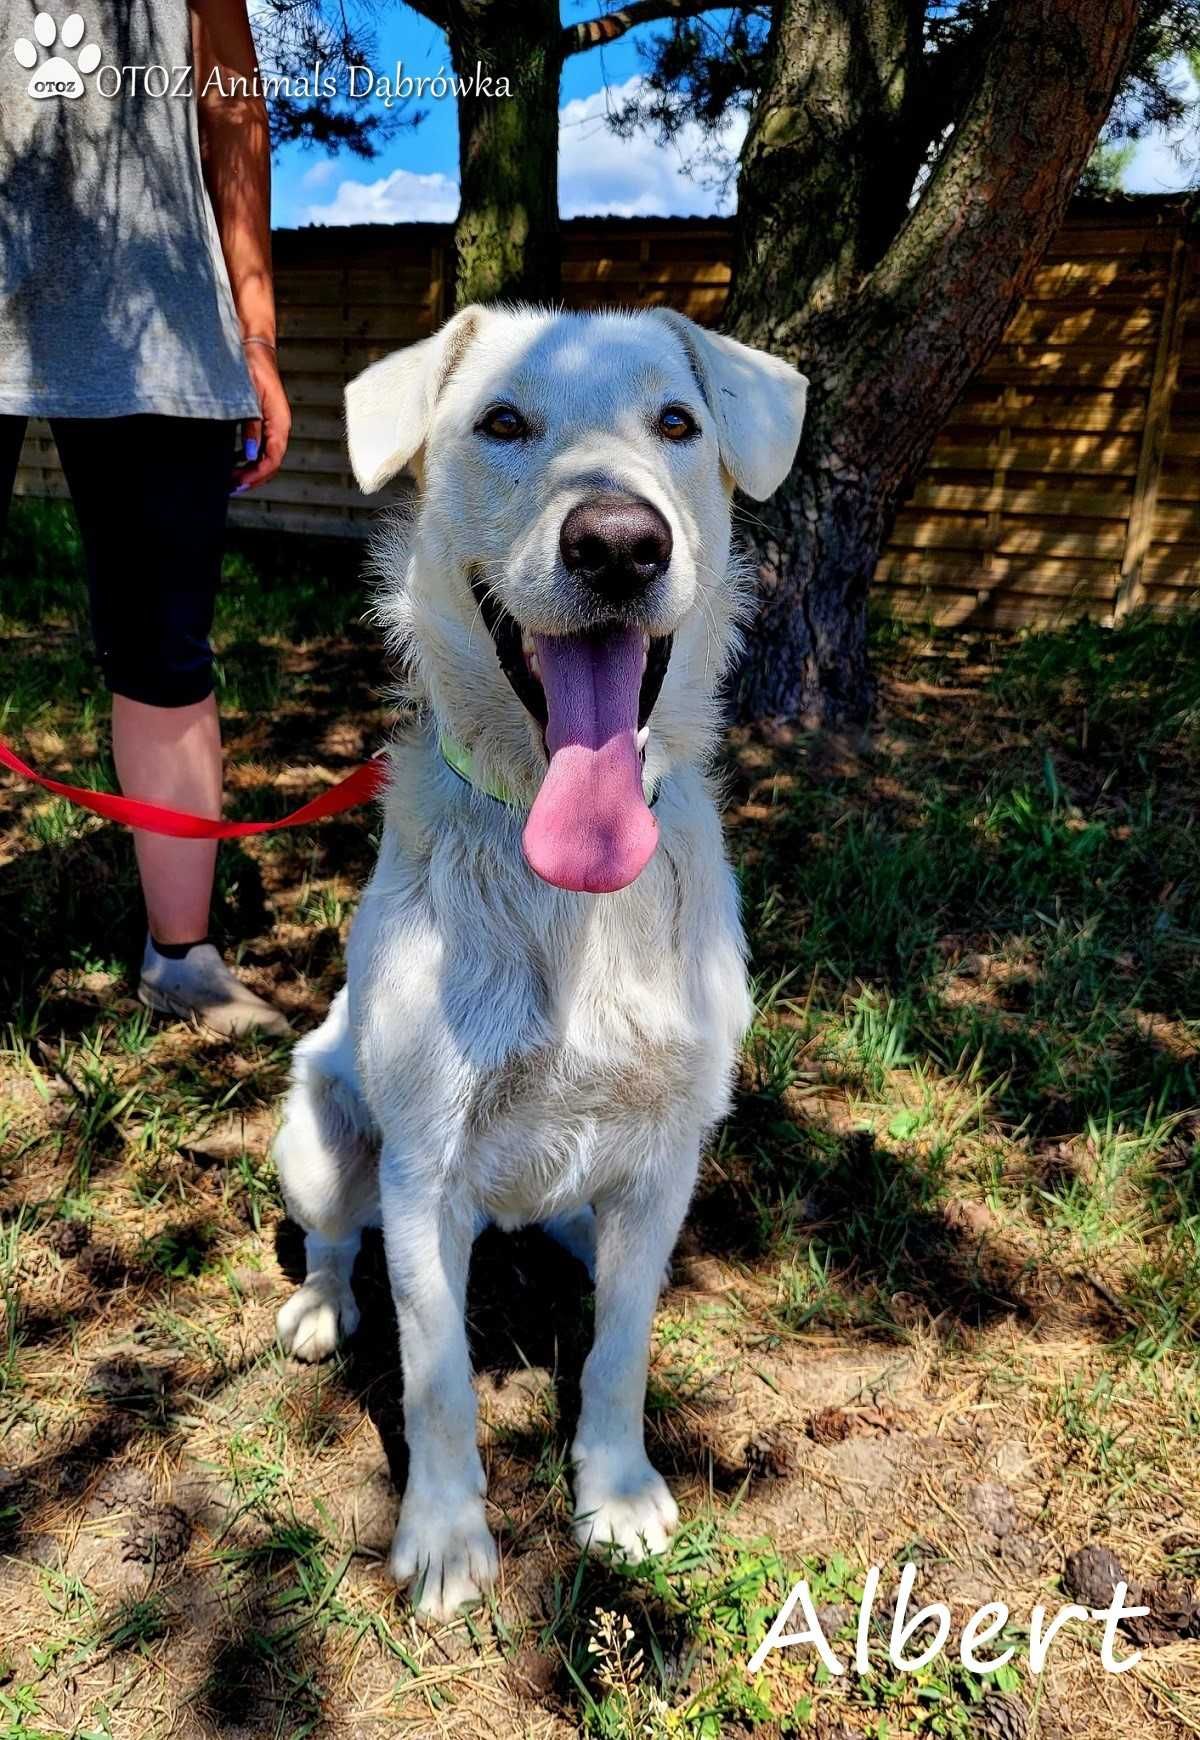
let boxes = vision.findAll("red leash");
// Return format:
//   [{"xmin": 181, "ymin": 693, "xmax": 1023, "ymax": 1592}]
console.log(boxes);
[{"xmin": 0, "ymin": 736, "xmax": 388, "ymax": 839}]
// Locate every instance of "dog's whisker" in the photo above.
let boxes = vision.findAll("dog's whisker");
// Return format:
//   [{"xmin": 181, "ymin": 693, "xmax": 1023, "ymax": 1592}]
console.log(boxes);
[
  {"xmin": 687, "ymin": 559, "xmax": 730, "ymax": 682},
  {"xmin": 462, "ymin": 570, "xmax": 509, "ymax": 656},
  {"xmin": 730, "ymin": 498, "xmax": 780, "ymax": 539}
]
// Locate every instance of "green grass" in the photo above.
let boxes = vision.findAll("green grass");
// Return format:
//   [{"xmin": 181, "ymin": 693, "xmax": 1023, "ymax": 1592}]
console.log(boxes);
[{"xmin": 741, "ymin": 756, "xmax": 1196, "ymax": 1136}]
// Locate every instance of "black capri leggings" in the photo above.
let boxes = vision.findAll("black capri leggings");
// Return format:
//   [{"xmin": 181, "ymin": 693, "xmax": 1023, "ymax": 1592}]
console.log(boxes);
[{"xmin": 0, "ymin": 414, "xmax": 237, "ymax": 708}]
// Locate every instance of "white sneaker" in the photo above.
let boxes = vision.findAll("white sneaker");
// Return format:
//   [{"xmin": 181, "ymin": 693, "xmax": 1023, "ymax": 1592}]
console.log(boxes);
[{"xmin": 138, "ymin": 937, "xmax": 292, "ymax": 1040}]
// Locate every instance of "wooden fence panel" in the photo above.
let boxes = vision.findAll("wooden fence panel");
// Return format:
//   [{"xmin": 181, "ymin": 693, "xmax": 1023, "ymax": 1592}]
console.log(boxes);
[
  {"xmin": 13, "ymin": 203, "xmax": 1200, "ymax": 626},
  {"xmin": 869, "ymin": 205, "xmax": 1196, "ymax": 627}
]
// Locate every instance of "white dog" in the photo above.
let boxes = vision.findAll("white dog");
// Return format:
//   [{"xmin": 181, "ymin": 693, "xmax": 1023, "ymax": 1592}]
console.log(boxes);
[{"xmin": 272, "ymin": 304, "xmax": 807, "ymax": 1618}]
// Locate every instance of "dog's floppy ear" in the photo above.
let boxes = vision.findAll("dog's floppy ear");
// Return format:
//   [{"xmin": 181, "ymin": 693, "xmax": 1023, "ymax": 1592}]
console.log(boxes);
[
  {"xmin": 345, "ymin": 305, "xmax": 485, "ymax": 494},
  {"xmin": 654, "ymin": 309, "xmax": 808, "ymax": 501}
]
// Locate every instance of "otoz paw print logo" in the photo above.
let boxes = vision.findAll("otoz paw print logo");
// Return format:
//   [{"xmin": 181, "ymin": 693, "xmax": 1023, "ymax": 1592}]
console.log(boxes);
[{"xmin": 13, "ymin": 12, "xmax": 101, "ymax": 99}]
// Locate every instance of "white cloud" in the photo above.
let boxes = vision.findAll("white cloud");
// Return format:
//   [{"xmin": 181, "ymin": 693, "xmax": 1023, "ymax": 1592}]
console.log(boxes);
[
  {"xmin": 1123, "ymin": 129, "xmax": 1200, "ymax": 193},
  {"xmin": 299, "ymin": 75, "xmax": 745, "ymax": 227},
  {"xmin": 300, "ymin": 165, "xmax": 461, "ymax": 225},
  {"xmin": 558, "ymin": 76, "xmax": 745, "ymax": 218},
  {"xmin": 1121, "ymin": 56, "xmax": 1200, "ymax": 193},
  {"xmin": 299, "ymin": 158, "xmax": 340, "ymax": 191}
]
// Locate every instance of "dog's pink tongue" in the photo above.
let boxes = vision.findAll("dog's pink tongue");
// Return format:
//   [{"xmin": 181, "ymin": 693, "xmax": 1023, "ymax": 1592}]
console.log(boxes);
[{"xmin": 523, "ymin": 627, "xmax": 657, "ymax": 894}]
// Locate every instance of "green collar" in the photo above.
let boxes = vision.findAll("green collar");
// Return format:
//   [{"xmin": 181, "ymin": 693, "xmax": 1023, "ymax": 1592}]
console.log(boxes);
[
  {"xmin": 438, "ymin": 732, "xmax": 661, "ymax": 810},
  {"xmin": 439, "ymin": 734, "xmax": 522, "ymax": 806}
]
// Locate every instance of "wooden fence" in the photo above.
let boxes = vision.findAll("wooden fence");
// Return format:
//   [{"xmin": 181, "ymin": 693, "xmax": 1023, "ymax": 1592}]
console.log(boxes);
[
  {"xmin": 13, "ymin": 200, "xmax": 1200, "ymax": 627},
  {"xmin": 880, "ymin": 198, "xmax": 1199, "ymax": 627}
]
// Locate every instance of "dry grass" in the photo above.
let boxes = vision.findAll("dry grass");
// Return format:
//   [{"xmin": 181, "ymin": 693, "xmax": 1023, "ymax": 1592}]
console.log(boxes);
[{"xmin": 2, "ymin": 503, "xmax": 1200, "ymax": 1737}]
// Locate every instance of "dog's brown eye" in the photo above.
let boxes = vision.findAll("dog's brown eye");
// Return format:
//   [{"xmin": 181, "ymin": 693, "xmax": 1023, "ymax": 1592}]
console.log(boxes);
[
  {"xmin": 656, "ymin": 404, "xmax": 698, "ymax": 442},
  {"xmin": 477, "ymin": 404, "xmax": 529, "ymax": 441}
]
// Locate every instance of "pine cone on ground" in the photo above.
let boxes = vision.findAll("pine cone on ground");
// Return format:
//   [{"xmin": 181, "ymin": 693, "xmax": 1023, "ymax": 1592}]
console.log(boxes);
[
  {"xmin": 89, "ymin": 1466, "xmax": 152, "ymax": 1513},
  {"xmin": 46, "ymin": 1219, "xmax": 90, "ymax": 1257},
  {"xmin": 808, "ymin": 1407, "xmax": 854, "ymax": 1445},
  {"xmin": 1123, "ymin": 1578, "xmax": 1200, "ymax": 1648},
  {"xmin": 122, "ymin": 1502, "xmax": 192, "ymax": 1565},
  {"xmin": 743, "ymin": 1428, "xmax": 795, "ymax": 1479},
  {"xmin": 1062, "ymin": 1543, "xmax": 1200, "ymax": 1647},
  {"xmin": 974, "ymin": 1692, "xmax": 1029, "ymax": 1740},
  {"xmin": 963, "ymin": 1481, "xmax": 1017, "ymax": 1541},
  {"xmin": 1062, "ymin": 1544, "xmax": 1139, "ymax": 1608},
  {"xmin": 812, "ymin": 1719, "xmax": 857, "ymax": 1740}
]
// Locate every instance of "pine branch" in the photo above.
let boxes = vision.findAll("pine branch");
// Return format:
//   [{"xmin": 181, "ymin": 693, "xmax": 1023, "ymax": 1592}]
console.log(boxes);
[{"xmin": 563, "ymin": 0, "xmax": 726, "ymax": 58}]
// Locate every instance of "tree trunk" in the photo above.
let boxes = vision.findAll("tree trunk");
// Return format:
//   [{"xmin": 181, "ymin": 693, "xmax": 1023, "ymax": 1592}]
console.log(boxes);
[
  {"xmin": 726, "ymin": 0, "xmax": 1140, "ymax": 726},
  {"xmin": 732, "ymin": 439, "xmax": 881, "ymax": 724},
  {"xmin": 727, "ymin": 0, "xmax": 925, "ymax": 337},
  {"xmin": 726, "ymin": 0, "xmax": 923, "ymax": 721},
  {"xmin": 446, "ymin": 0, "xmax": 562, "ymax": 306}
]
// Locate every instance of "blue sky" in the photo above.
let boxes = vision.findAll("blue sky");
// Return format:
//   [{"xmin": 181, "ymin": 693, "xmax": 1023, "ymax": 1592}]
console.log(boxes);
[
  {"xmin": 267, "ymin": 8, "xmax": 1197, "ymax": 231},
  {"xmin": 1122, "ymin": 58, "xmax": 1200, "ymax": 194}
]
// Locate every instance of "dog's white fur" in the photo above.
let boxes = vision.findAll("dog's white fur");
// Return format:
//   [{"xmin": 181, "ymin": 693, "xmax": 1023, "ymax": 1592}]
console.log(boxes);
[{"xmin": 272, "ymin": 305, "xmax": 807, "ymax": 1618}]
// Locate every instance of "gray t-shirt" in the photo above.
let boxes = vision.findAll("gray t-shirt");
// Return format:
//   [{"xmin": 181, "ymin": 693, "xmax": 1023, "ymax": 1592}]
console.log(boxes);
[{"xmin": 0, "ymin": 0, "xmax": 258, "ymax": 419}]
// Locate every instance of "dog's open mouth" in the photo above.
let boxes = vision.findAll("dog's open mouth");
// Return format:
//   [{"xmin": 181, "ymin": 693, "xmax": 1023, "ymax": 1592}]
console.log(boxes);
[{"xmin": 470, "ymin": 574, "xmax": 672, "ymax": 895}]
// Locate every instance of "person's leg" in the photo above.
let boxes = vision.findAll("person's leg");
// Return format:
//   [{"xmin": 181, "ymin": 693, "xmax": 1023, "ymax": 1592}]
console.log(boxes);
[
  {"xmin": 52, "ymin": 414, "xmax": 226, "ymax": 941},
  {"xmin": 51, "ymin": 414, "xmax": 289, "ymax": 1037},
  {"xmin": 0, "ymin": 418, "xmax": 29, "ymax": 538},
  {"xmin": 110, "ymin": 693, "xmax": 220, "ymax": 943}
]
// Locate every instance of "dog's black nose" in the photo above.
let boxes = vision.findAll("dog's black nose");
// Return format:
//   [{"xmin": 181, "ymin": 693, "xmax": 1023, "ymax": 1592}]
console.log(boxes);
[{"xmin": 559, "ymin": 494, "xmax": 672, "ymax": 600}]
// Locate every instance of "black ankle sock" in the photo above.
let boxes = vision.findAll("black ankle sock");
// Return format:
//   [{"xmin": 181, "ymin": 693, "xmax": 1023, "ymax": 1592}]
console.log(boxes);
[{"xmin": 151, "ymin": 936, "xmax": 210, "ymax": 961}]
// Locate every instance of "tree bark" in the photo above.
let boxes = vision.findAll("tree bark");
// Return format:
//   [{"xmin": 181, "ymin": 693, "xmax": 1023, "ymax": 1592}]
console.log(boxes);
[
  {"xmin": 728, "ymin": 0, "xmax": 925, "ymax": 330},
  {"xmin": 727, "ymin": 0, "xmax": 1140, "ymax": 725},
  {"xmin": 444, "ymin": 0, "xmax": 733, "ymax": 306},
  {"xmin": 731, "ymin": 401, "xmax": 882, "ymax": 724},
  {"xmin": 446, "ymin": 0, "xmax": 563, "ymax": 305}
]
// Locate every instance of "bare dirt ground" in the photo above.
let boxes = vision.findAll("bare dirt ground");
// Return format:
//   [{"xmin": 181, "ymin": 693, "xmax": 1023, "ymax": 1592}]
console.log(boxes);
[{"xmin": 2, "ymin": 518, "xmax": 1200, "ymax": 1737}]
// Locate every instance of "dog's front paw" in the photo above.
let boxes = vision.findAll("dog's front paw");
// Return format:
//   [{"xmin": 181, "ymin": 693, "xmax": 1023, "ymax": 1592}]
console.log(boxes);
[
  {"xmin": 276, "ymin": 1280, "xmax": 359, "ymax": 1362},
  {"xmin": 572, "ymin": 1447, "xmax": 679, "ymax": 1559},
  {"xmin": 389, "ymin": 1488, "xmax": 499, "ymax": 1620}
]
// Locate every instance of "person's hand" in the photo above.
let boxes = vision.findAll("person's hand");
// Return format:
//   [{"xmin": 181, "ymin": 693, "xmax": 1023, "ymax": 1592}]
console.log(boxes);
[{"xmin": 232, "ymin": 340, "xmax": 291, "ymax": 493}]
